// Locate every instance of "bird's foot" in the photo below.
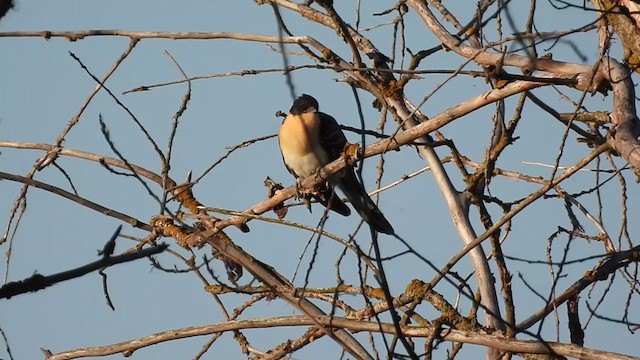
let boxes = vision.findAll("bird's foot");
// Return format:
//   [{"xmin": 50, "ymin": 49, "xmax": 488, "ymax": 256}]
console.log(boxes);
[
  {"xmin": 294, "ymin": 178, "xmax": 315, "ymax": 213},
  {"xmin": 294, "ymin": 178, "xmax": 314, "ymax": 198},
  {"xmin": 310, "ymin": 168, "xmax": 326, "ymax": 182},
  {"xmin": 293, "ymin": 178, "xmax": 303, "ymax": 199}
]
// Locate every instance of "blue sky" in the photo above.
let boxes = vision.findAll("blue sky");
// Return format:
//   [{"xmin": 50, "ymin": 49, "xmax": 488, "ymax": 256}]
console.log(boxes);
[{"xmin": 1, "ymin": 1, "xmax": 638, "ymax": 359}]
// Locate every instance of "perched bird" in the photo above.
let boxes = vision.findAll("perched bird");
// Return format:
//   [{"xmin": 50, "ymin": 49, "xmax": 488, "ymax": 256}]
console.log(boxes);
[{"xmin": 277, "ymin": 94, "xmax": 394, "ymax": 235}]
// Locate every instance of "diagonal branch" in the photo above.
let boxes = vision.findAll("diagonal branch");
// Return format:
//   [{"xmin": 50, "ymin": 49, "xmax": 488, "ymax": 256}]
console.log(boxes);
[
  {"xmin": 517, "ymin": 244, "xmax": 640, "ymax": 331},
  {"xmin": 214, "ymin": 77, "xmax": 557, "ymax": 230},
  {"xmin": 0, "ymin": 227, "xmax": 167, "ymax": 299},
  {"xmin": 0, "ymin": 171, "xmax": 151, "ymax": 231},
  {"xmin": 185, "ymin": 230, "xmax": 374, "ymax": 360}
]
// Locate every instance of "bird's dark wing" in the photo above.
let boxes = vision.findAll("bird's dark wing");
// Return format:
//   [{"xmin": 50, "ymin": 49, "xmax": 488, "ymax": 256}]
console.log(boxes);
[
  {"xmin": 318, "ymin": 112, "xmax": 394, "ymax": 235},
  {"xmin": 318, "ymin": 112, "xmax": 348, "ymax": 162}
]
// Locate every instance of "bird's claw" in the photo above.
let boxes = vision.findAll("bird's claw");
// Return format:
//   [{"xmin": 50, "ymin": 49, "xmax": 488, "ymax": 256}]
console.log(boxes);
[
  {"xmin": 294, "ymin": 178, "xmax": 315, "ymax": 198},
  {"xmin": 311, "ymin": 168, "xmax": 325, "ymax": 182},
  {"xmin": 293, "ymin": 178, "xmax": 315, "ymax": 213},
  {"xmin": 293, "ymin": 178, "xmax": 304, "ymax": 199}
]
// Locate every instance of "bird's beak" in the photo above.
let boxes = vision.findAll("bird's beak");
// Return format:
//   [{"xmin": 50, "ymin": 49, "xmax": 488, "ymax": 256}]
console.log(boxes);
[{"xmin": 305, "ymin": 107, "xmax": 317, "ymax": 113}]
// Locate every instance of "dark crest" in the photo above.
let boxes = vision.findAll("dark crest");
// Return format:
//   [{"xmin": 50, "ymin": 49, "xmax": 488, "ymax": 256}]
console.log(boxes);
[{"xmin": 290, "ymin": 94, "xmax": 319, "ymax": 115}]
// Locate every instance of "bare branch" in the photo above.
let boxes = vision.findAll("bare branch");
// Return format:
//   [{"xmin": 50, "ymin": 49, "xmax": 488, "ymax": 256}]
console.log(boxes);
[
  {"xmin": 0, "ymin": 227, "xmax": 167, "ymax": 299},
  {"xmin": 518, "ymin": 244, "xmax": 640, "ymax": 331},
  {"xmin": 44, "ymin": 315, "xmax": 640, "ymax": 360},
  {"xmin": 0, "ymin": 172, "xmax": 150, "ymax": 231}
]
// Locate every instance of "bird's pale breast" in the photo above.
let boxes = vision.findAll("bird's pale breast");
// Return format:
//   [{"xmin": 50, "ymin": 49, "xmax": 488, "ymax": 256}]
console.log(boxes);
[{"xmin": 279, "ymin": 112, "xmax": 329, "ymax": 177}]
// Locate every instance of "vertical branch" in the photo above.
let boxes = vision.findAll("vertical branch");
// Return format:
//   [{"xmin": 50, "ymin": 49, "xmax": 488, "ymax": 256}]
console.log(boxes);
[{"xmin": 162, "ymin": 51, "xmax": 192, "ymax": 214}]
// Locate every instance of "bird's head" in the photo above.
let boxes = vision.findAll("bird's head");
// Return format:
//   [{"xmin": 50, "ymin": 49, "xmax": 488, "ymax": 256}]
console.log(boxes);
[{"xmin": 290, "ymin": 94, "xmax": 319, "ymax": 115}]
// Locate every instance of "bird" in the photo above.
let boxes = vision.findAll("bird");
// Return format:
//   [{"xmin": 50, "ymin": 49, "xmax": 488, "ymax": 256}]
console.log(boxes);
[{"xmin": 277, "ymin": 94, "xmax": 394, "ymax": 235}]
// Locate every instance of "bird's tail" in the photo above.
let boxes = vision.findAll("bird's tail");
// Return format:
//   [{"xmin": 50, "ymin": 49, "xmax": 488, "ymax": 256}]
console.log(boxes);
[
  {"xmin": 314, "ymin": 185, "xmax": 351, "ymax": 217},
  {"xmin": 337, "ymin": 171, "xmax": 394, "ymax": 235}
]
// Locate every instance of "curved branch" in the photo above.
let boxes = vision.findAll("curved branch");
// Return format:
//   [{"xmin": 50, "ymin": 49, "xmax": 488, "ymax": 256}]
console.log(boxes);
[
  {"xmin": 407, "ymin": 0, "xmax": 608, "ymax": 92},
  {"xmin": 45, "ymin": 315, "xmax": 640, "ymax": 360},
  {"xmin": 0, "ymin": 30, "xmax": 313, "ymax": 42},
  {"xmin": 599, "ymin": 58, "xmax": 640, "ymax": 171},
  {"xmin": 0, "ymin": 171, "xmax": 150, "ymax": 231},
  {"xmin": 0, "ymin": 141, "xmax": 164, "ymax": 184}
]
